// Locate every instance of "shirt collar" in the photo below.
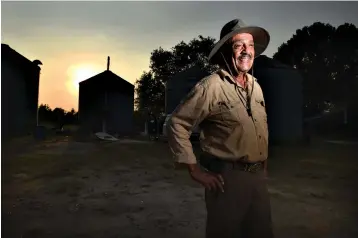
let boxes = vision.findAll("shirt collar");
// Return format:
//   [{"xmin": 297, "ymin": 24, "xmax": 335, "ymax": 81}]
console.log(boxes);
[{"xmin": 217, "ymin": 68, "xmax": 255, "ymax": 89}]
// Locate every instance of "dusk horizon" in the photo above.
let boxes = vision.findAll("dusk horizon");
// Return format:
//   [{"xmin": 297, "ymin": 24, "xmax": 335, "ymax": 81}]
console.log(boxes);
[{"xmin": 2, "ymin": 1, "xmax": 358, "ymax": 111}]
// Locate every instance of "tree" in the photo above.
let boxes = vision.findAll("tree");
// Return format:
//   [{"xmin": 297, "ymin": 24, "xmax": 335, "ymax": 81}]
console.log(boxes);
[
  {"xmin": 38, "ymin": 104, "xmax": 78, "ymax": 126},
  {"xmin": 149, "ymin": 35, "xmax": 217, "ymax": 82},
  {"xmin": 135, "ymin": 71, "xmax": 165, "ymax": 115},
  {"xmin": 38, "ymin": 104, "xmax": 52, "ymax": 122},
  {"xmin": 331, "ymin": 23, "xmax": 358, "ymax": 120},
  {"xmin": 273, "ymin": 22, "xmax": 358, "ymax": 117},
  {"xmin": 136, "ymin": 35, "xmax": 217, "ymax": 115},
  {"xmin": 52, "ymin": 107, "xmax": 66, "ymax": 127},
  {"xmin": 64, "ymin": 108, "xmax": 78, "ymax": 125}
]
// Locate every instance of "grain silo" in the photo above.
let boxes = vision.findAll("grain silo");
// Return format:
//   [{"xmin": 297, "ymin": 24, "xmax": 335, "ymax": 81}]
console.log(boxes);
[
  {"xmin": 253, "ymin": 55, "xmax": 304, "ymax": 144},
  {"xmin": 1, "ymin": 44, "xmax": 42, "ymax": 140},
  {"xmin": 164, "ymin": 59, "xmax": 303, "ymax": 144},
  {"xmin": 165, "ymin": 65, "xmax": 210, "ymax": 114}
]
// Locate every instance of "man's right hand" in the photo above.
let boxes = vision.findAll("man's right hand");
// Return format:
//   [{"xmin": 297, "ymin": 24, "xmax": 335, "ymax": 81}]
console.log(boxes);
[{"xmin": 187, "ymin": 164, "xmax": 225, "ymax": 193}]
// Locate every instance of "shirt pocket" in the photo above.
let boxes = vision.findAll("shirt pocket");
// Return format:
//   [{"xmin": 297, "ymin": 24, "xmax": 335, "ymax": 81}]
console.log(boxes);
[
  {"xmin": 253, "ymin": 99, "xmax": 268, "ymax": 132},
  {"xmin": 217, "ymin": 101, "xmax": 242, "ymax": 128}
]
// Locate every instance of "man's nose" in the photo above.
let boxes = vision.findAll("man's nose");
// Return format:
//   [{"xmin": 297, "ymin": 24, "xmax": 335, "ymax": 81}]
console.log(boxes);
[{"xmin": 242, "ymin": 43, "xmax": 248, "ymax": 51}]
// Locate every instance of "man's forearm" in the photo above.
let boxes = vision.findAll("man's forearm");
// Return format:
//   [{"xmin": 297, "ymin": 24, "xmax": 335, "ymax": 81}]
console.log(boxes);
[
  {"xmin": 187, "ymin": 163, "xmax": 199, "ymax": 173},
  {"xmin": 174, "ymin": 162, "xmax": 199, "ymax": 173}
]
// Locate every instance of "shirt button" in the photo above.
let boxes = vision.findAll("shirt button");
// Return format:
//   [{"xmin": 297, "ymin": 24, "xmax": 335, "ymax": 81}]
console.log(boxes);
[
  {"xmin": 254, "ymin": 118, "xmax": 257, "ymax": 122},
  {"xmin": 259, "ymin": 135, "xmax": 262, "ymax": 139},
  {"xmin": 260, "ymin": 152, "xmax": 262, "ymax": 155}
]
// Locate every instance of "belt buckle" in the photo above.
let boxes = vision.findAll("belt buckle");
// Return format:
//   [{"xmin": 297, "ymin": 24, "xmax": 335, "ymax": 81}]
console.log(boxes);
[{"xmin": 246, "ymin": 163, "xmax": 261, "ymax": 173}]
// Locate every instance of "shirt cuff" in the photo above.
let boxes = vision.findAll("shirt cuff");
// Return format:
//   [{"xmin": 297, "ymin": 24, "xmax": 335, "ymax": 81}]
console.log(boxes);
[{"xmin": 173, "ymin": 152, "xmax": 197, "ymax": 164}]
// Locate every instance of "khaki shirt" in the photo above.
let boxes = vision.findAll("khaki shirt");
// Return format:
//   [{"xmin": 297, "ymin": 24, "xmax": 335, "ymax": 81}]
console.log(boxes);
[{"xmin": 167, "ymin": 69, "xmax": 268, "ymax": 164}]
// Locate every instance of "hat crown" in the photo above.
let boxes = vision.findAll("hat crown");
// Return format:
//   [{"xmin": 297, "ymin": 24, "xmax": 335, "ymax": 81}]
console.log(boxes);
[{"xmin": 220, "ymin": 19, "xmax": 247, "ymax": 39}]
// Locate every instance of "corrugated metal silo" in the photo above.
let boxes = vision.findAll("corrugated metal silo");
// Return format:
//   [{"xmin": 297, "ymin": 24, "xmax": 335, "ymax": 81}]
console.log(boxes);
[
  {"xmin": 1, "ymin": 44, "xmax": 41, "ymax": 139},
  {"xmin": 165, "ymin": 65, "xmax": 210, "ymax": 114},
  {"xmin": 253, "ymin": 55, "xmax": 303, "ymax": 144}
]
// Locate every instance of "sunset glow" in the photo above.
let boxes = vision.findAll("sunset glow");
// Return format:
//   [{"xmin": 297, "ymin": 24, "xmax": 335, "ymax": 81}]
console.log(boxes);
[
  {"xmin": 3, "ymin": 2, "xmax": 356, "ymax": 111},
  {"xmin": 66, "ymin": 64, "xmax": 101, "ymax": 96}
]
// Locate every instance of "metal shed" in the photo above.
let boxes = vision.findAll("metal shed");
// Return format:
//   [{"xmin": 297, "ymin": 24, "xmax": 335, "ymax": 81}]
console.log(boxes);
[
  {"xmin": 165, "ymin": 65, "xmax": 210, "ymax": 114},
  {"xmin": 78, "ymin": 57, "xmax": 134, "ymax": 135},
  {"xmin": 253, "ymin": 55, "xmax": 304, "ymax": 144},
  {"xmin": 1, "ymin": 44, "xmax": 42, "ymax": 139}
]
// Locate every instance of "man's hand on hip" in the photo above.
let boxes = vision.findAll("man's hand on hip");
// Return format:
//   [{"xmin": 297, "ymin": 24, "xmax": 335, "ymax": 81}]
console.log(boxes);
[{"xmin": 187, "ymin": 164, "xmax": 225, "ymax": 193}]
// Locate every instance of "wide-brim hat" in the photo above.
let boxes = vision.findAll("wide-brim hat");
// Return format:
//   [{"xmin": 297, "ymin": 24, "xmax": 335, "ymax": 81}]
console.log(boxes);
[{"xmin": 208, "ymin": 19, "xmax": 270, "ymax": 63}]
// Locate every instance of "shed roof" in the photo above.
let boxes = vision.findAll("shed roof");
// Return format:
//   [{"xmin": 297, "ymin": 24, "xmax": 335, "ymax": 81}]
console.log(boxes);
[
  {"xmin": 79, "ymin": 70, "xmax": 134, "ymax": 96},
  {"xmin": 1, "ymin": 44, "xmax": 42, "ymax": 71},
  {"xmin": 80, "ymin": 70, "xmax": 133, "ymax": 86}
]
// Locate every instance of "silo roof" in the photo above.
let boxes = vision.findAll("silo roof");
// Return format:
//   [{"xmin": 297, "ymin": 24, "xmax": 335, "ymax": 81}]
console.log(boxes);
[
  {"xmin": 167, "ymin": 65, "xmax": 210, "ymax": 88},
  {"xmin": 1, "ymin": 44, "xmax": 41, "ymax": 71},
  {"xmin": 254, "ymin": 55, "xmax": 293, "ymax": 70}
]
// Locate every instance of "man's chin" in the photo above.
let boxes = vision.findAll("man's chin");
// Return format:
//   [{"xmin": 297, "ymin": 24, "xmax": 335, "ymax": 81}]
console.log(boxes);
[{"xmin": 236, "ymin": 66, "xmax": 251, "ymax": 73}]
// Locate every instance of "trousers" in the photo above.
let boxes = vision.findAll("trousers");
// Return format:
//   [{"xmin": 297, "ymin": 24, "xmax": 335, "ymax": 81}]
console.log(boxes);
[{"xmin": 204, "ymin": 161, "xmax": 274, "ymax": 238}]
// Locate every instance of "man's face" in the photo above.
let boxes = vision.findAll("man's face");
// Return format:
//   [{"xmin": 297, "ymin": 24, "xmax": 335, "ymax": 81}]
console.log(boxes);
[{"xmin": 230, "ymin": 33, "xmax": 255, "ymax": 73}]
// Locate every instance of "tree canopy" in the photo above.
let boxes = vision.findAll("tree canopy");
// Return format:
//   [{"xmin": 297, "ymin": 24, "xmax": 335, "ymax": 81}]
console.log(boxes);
[
  {"xmin": 135, "ymin": 35, "xmax": 217, "ymax": 115},
  {"xmin": 273, "ymin": 22, "xmax": 358, "ymax": 116},
  {"xmin": 38, "ymin": 104, "xmax": 78, "ymax": 127}
]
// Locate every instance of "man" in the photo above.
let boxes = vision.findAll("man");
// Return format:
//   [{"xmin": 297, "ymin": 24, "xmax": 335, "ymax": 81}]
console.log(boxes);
[{"xmin": 166, "ymin": 19, "xmax": 273, "ymax": 238}]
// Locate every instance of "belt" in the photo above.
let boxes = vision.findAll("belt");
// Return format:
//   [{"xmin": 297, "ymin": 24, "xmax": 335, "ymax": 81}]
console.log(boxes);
[
  {"xmin": 200, "ymin": 154, "xmax": 263, "ymax": 174},
  {"xmin": 230, "ymin": 161, "xmax": 263, "ymax": 173}
]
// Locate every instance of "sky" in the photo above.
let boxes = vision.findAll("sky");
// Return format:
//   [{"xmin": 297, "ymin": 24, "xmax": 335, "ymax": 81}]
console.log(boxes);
[{"xmin": 2, "ymin": 1, "xmax": 358, "ymax": 111}]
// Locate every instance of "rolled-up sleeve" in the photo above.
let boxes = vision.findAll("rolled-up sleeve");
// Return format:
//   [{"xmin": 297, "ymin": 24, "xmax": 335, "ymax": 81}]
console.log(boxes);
[{"xmin": 166, "ymin": 83, "xmax": 210, "ymax": 165}]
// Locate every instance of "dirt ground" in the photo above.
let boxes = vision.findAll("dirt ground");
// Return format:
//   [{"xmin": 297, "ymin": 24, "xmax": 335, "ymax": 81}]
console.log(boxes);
[{"xmin": 2, "ymin": 136, "xmax": 358, "ymax": 238}]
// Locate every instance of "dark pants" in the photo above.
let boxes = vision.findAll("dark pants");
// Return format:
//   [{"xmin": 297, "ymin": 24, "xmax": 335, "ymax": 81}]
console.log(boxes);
[{"xmin": 204, "ymin": 162, "xmax": 274, "ymax": 238}]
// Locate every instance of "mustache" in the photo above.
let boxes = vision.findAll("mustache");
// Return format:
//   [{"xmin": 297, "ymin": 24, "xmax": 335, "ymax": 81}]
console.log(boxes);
[{"xmin": 238, "ymin": 53, "xmax": 253, "ymax": 60}]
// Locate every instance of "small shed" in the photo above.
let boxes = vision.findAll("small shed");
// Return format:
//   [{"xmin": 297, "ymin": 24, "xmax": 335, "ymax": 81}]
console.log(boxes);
[
  {"xmin": 253, "ymin": 55, "xmax": 304, "ymax": 144},
  {"xmin": 165, "ymin": 65, "xmax": 210, "ymax": 114},
  {"xmin": 1, "ymin": 44, "xmax": 42, "ymax": 139},
  {"xmin": 78, "ymin": 57, "xmax": 134, "ymax": 135}
]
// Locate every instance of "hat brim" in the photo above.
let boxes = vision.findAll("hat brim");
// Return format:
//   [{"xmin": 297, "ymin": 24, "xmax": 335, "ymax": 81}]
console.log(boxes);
[{"xmin": 208, "ymin": 26, "xmax": 270, "ymax": 62}]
